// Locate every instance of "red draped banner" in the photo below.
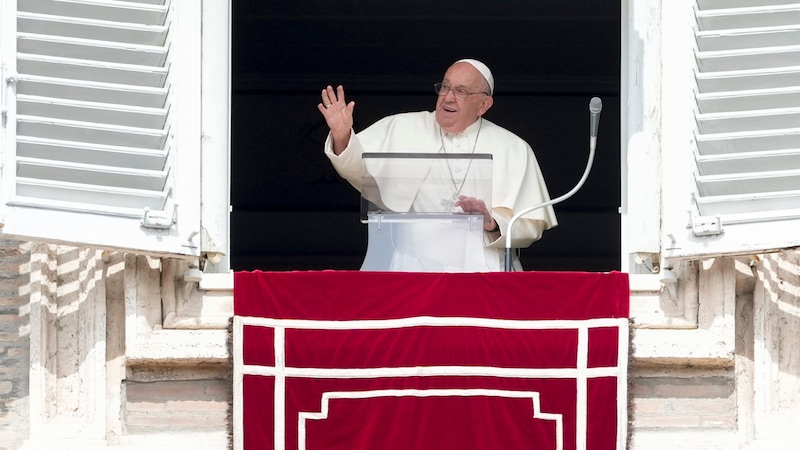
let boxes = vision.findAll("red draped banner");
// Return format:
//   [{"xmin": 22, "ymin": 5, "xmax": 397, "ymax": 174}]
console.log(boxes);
[{"xmin": 233, "ymin": 270, "xmax": 630, "ymax": 450}]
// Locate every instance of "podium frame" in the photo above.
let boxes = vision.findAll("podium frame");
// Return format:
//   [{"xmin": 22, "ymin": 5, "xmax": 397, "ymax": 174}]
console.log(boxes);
[{"xmin": 359, "ymin": 152, "xmax": 493, "ymax": 272}]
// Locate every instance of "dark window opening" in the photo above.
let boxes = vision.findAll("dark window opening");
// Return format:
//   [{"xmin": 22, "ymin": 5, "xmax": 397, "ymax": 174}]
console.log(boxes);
[{"xmin": 231, "ymin": 1, "xmax": 621, "ymax": 272}]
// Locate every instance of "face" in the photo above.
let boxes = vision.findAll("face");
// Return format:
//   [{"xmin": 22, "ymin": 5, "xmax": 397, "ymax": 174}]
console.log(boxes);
[{"xmin": 435, "ymin": 62, "xmax": 494, "ymax": 133}]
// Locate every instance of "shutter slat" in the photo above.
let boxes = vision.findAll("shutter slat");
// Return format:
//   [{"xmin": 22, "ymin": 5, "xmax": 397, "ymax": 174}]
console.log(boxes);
[
  {"xmin": 696, "ymin": 108, "xmax": 800, "ymax": 134},
  {"xmin": 695, "ymin": 192, "xmax": 800, "ymax": 216},
  {"xmin": 696, "ymin": 169, "xmax": 800, "ymax": 196},
  {"xmin": 696, "ymin": 26, "xmax": 800, "ymax": 52},
  {"xmin": 699, "ymin": 0, "xmax": 800, "ymax": 10},
  {"xmin": 697, "ymin": 46, "xmax": 800, "ymax": 72},
  {"xmin": 18, "ymin": 94, "xmax": 168, "ymax": 129},
  {"xmin": 697, "ymin": 87, "xmax": 800, "ymax": 113},
  {"xmin": 19, "ymin": 0, "xmax": 169, "ymax": 25},
  {"xmin": 17, "ymin": 136, "xmax": 168, "ymax": 170},
  {"xmin": 17, "ymin": 157, "xmax": 169, "ymax": 191},
  {"xmin": 17, "ymin": 54, "xmax": 168, "ymax": 87},
  {"xmin": 696, "ymin": 66, "xmax": 800, "ymax": 92},
  {"xmin": 696, "ymin": 129, "xmax": 800, "ymax": 154},
  {"xmin": 18, "ymin": 34, "xmax": 168, "ymax": 66},
  {"xmin": 17, "ymin": 116, "xmax": 168, "ymax": 148},
  {"xmin": 18, "ymin": 12, "xmax": 169, "ymax": 46},
  {"xmin": 15, "ymin": 179, "xmax": 169, "ymax": 210},
  {"xmin": 16, "ymin": 74, "xmax": 168, "ymax": 108},
  {"xmin": 697, "ymin": 149, "xmax": 800, "ymax": 175},
  {"xmin": 697, "ymin": 5, "xmax": 800, "ymax": 30}
]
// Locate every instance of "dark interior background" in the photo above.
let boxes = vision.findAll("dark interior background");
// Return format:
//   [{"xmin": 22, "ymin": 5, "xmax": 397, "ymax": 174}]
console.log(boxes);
[{"xmin": 230, "ymin": 1, "xmax": 621, "ymax": 272}]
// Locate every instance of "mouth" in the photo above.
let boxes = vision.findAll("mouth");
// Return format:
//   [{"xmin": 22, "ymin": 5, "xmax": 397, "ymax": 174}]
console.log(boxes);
[{"xmin": 441, "ymin": 104, "xmax": 458, "ymax": 113}]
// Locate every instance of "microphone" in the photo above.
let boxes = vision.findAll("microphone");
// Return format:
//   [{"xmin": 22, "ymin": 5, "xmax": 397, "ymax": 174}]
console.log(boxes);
[
  {"xmin": 589, "ymin": 97, "xmax": 602, "ymax": 138},
  {"xmin": 503, "ymin": 96, "xmax": 602, "ymax": 271}
]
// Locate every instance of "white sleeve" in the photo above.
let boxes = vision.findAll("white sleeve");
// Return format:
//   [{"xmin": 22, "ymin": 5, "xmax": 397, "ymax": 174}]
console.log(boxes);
[{"xmin": 324, "ymin": 129, "xmax": 364, "ymax": 191}]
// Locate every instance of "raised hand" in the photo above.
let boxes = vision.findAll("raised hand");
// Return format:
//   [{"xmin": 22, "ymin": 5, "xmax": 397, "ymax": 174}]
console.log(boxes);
[{"xmin": 318, "ymin": 85, "xmax": 356, "ymax": 154}]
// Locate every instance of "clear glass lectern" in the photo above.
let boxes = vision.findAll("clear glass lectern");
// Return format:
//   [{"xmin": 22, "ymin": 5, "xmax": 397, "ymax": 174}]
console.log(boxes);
[{"xmin": 359, "ymin": 152, "xmax": 493, "ymax": 272}]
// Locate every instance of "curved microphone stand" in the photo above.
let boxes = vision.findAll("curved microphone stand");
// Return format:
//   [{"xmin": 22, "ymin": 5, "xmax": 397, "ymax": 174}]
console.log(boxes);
[{"xmin": 503, "ymin": 97, "xmax": 602, "ymax": 271}]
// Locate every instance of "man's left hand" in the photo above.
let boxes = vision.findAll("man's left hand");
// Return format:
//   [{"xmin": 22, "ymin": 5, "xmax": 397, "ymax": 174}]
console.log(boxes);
[{"xmin": 455, "ymin": 195, "xmax": 497, "ymax": 232}]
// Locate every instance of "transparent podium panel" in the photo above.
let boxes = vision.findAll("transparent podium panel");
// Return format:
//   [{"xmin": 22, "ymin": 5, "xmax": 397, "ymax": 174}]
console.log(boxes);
[
  {"xmin": 361, "ymin": 213, "xmax": 490, "ymax": 271},
  {"xmin": 359, "ymin": 153, "xmax": 493, "ymax": 272}
]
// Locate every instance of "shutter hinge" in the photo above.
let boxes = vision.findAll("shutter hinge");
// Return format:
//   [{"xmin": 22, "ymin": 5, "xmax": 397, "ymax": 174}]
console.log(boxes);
[
  {"xmin": 142, "ymin": 205, "xmax": 178, "ymax": 229},
  {"xmin": 690, "ymin": 213, "xmax": 723, "ymax": 237},
  {"xmin": 1, "ymin": 67, "xmax": 18, "ymax": 127}
]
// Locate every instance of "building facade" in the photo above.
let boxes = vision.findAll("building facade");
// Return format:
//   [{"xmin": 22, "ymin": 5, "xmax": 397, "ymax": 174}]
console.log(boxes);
[{"xmin": 1, "ymin": 0, "xmax": 799, "ymax": 448}]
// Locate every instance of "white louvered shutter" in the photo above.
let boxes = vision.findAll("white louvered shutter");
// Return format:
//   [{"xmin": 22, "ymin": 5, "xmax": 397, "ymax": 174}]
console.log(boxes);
[
  {"xmin": 662, "ymin": 0, "xmax": 800, "ymax": 259},
  {"xmin": 1, "ymin": 0, "xmax": 209, "ymax": 257}
]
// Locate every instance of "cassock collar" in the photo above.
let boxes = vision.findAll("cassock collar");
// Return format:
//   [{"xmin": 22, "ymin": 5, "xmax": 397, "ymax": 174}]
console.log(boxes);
[{"xmin": 442, "ymin": 118, "xmax": 483, "ymax": 138}]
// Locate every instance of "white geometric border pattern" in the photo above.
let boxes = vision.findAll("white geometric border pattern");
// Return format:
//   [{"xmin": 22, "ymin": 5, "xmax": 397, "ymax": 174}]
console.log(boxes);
[{"xmin": 297, "ymin": 389, "xmax": 563, "ymax": 450}]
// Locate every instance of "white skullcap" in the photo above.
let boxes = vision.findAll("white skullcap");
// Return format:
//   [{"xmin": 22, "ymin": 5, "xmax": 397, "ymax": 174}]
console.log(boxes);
[{"xmin": 455, "ymin": 58, "xmax": 494, "ymax": 95}]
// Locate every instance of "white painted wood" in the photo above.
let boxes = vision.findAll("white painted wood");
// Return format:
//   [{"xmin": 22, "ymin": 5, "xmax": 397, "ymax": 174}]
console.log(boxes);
[
  {"xmin": 17, "ymin": 53, "xmax": 169, "ymax": 86},
  {"xmin": 199, "ymin": 0, "xmax": 232, "ymax": 267},
  {"xmin": 0, "ymin": 0, "xmax": 217, "ymax": 257},
  {"xmin": 17, "ymin": 94, "xmax": 168, "ymax": 128},
  {"xmin": 17, "ymin": 34, "xmax": 168, "ymax": 67},
  {"xmin": 16, "ymin": 74, "xmax": 168, "ymax": 107},
  {"xmin": 19, "ymin": 0, "xmax": 168, "ymax": 25},
  {"xmin": 620, "ymin": 0, "xmax": 663, "ymax": 271},
  {"xmin": 660, "ymin": 0, "xmax": 800, "ymax": 260}
]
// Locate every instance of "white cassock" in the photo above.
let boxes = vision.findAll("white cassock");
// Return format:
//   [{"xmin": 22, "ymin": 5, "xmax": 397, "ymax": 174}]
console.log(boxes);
[{"xmin": 325, "ymin": 111, "xmax": 557, "ymax": 272}]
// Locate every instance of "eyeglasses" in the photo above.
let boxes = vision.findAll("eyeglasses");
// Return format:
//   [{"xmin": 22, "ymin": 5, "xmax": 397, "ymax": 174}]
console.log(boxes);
[{"xmin": 434, "ymin": 83, "xmax": 490, "ymax": 100}]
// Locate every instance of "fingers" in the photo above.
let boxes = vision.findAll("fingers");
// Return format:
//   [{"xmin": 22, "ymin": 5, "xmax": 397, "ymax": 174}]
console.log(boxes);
[
  {"xmin": 319, "ymin": 85, "xmax": 355, "ymax": 141},
  {"xmin": 321, "ymin": 85, "xmax": 345, "ymax": 110},
  {"xmin": 336, "ymin": 85, "xmax": 345, "ymax": 105},
  {"xmin": 320, "ymin": 87, "xmax": 332, "ymax": 110},
  {"xmin": 455, "ymin": 196, "xmax": 488, "ymax": 213},
  {"xmin": 319, "ymin": 85, "xmax": 355, "ymax": 122},
  {"xmin": 455, "ymin": 196, "xmax": 493, "ymax": 227}
]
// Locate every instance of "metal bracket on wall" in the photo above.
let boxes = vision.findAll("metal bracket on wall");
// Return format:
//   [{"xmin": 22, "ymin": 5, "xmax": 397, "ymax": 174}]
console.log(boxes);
[
  {"xmin": 690, "ymin": 213, "xmax": 723, "ymax": 237},
  {"xmin": 1, "ymin": 66, "xmax": 17, "ymax": 127},
  {"xmin": 141, "ymin": 204, "xmax": 178, "ymax": 229}
]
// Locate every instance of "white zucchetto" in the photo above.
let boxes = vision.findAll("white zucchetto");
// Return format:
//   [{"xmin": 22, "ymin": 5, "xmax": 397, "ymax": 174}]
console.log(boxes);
[{"xmin": 455, "ymin": 59, "xmax": 494, "ymax": 95}]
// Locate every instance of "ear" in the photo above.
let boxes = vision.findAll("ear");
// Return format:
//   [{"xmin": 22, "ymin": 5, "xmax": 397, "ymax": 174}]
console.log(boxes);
[{"xmin": 478, "ymin": 95, "xmax": 494, "ymax": 116}]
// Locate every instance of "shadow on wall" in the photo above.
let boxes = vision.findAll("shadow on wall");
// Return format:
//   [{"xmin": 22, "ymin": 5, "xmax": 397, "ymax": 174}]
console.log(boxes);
[
  {"xmin": 759, "ymin": 251, "xmax": 800, "ymax": 385},
  {"xmin": 0, "ymin": 240, "xmax": 110, "ymax": 429},
  {"xmin": 0, "ymin": 239, "xmax": 31, "ymax": 426}
]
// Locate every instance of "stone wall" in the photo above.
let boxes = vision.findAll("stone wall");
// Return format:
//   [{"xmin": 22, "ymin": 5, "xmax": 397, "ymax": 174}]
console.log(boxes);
[
  {"xmin": 0, "ymin": 241, "xmax": 231, "ymax": 449},
  {"xmin": 0, "ymin": 241, "xmax": 31, "ymax": 450},
  {"xmin": 125, "ymin": 378, "xmax": 229, "ymax": 434},
  {"xmin": 631, "ymin": 366, "xmax": 736, "ymax": 430},
  {"xmin": 0, "ymin": 238, "xmax": 798, "ymax": 448},
  {"xmin": 628, "ymin": 249, "xmax": 800, "ymax": 449},
  {"xmin": 748, "ymin": 250, "xmax": 800, "ymax": 447}
]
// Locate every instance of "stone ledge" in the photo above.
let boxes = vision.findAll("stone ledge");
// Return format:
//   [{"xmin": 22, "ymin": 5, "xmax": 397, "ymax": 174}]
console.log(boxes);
[
  {"xmin": 163, "ymin": 273, "xmax": 233, "ymax": 330},
  {"xmin": 630, "ymin": 429, "xmax": 741, "ymax": 450},
  {"xmin": 126, "ymin": 329, "xmax": 229, "ymax": 365},
  {"xmin": 18, "ymin": 431, "xmax": 229, "ymax": 450},
  {"xmin": 632, "ymin": 328, "xmax": 735, "ymax": 367}
]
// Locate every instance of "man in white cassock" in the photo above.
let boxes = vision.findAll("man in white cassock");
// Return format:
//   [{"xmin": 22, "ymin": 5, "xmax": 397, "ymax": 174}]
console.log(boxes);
[{"xmin": 319, "ymin": 59, "xmax": 557, "ymax": 272}]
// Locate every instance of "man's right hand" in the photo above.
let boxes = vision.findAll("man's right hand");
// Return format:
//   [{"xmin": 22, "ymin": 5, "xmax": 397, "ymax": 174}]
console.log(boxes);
[{"xmin": 318, "ymin": 85, "xmax": 355, "ymax": 154}]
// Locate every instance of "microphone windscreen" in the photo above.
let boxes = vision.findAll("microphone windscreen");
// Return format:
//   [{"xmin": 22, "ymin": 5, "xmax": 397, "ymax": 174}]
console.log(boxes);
[{"xmin": 590, "ymin": 97, "xmax": 603, "ymax": 114}]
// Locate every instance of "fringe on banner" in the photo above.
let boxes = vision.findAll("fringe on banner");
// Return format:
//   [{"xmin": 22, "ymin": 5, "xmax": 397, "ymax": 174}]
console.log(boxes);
[{"xmin": 227, "ymin": 315, "xmax": 234, "ymax": 450}]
